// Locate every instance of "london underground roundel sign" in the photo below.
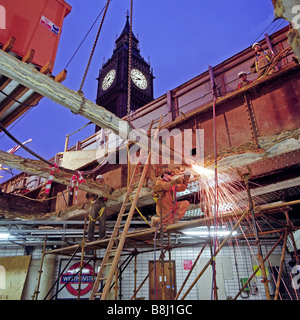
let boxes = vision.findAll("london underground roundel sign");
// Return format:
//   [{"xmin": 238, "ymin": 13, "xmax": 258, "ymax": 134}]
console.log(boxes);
[{"xmin": 60, "ymin": 262, "xmax": 94, "ymax": 296}]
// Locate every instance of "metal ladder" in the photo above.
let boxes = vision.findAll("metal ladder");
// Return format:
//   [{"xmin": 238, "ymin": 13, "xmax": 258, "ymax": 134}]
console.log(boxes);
[{"xmin": 89, "ymin": 116, "xmax": 163, "ymax": 300}]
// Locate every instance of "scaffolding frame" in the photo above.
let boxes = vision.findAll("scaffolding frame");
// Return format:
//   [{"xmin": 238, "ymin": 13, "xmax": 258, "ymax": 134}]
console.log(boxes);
[{"xmin": 40, "ymin": 197, "xmax": 299, "ymax": 300}]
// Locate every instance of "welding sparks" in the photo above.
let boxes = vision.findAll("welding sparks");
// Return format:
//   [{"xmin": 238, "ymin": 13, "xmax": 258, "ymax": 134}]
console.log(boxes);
[{"xmin": 191, "ymin": 164, "xmax": 259, "ymax": 215}]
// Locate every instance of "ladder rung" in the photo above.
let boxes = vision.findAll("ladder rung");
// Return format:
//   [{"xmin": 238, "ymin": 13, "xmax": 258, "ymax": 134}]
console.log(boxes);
[
  {"xmin": 104, "ymin": 262, "xmax": 113, "ymax": 266},
  {"xmin": 93, "ymin": 292, "xmax": 102, "ymax": 296},
  {"xmin": 96, "ymin": 276, "xmax": 107, "ymax": 281},
  {"xmin": 129, "ymin": 184, "xmax": 138, "ymax": 188},
  {"xmin": 117, "ymin": 224, "xmax": 126, "ymax": 228},
  {"xmin": 134, "ymin": 172, "xmax": 143, "ymax": 176}
]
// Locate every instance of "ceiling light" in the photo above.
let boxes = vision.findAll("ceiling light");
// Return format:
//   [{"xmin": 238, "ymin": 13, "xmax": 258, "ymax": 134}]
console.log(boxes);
[
  {"xmin": 183, "ymin": 227, "xmax": 237, "ymax": 237},
  {"xmin": 0, "ymin": 233, "xmax": 10, "ymax": 241}
]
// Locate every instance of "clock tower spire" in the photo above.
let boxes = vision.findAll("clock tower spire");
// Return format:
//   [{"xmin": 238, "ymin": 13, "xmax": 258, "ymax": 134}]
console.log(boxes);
[{"xmin": 96, "ymin": 14, "xmax": 154, "ymax": 125}]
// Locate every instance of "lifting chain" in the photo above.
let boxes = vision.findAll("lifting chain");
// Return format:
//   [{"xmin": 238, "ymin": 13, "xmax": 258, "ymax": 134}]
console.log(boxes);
[
  {"xmin": 78, "ymin": 0, "xmax": 111, "ymax": 94},
  {"xmin": 127, "ymin": 0, "xmax": 133, "ymax": 120}
]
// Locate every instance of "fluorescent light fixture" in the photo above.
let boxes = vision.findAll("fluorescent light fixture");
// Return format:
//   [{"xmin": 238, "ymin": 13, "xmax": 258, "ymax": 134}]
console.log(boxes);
[
  {"xmin": 183, "ymin": 227, "xmax": 237, "ymax": 237},
  {"xmin": 0, "ymin": 233, "xmax": 10, "ymax": 241}
]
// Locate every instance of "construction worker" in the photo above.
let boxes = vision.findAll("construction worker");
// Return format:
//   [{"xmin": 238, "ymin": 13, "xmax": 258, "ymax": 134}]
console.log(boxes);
[
  {"xmin": 86, "ymin": 174, "xmax": 107, "ymax": 242},
  {"xmin": 151, "ymin": 170, "xmax": 191, "ymax": 227},
  {"xmin": 250, "ymin": 42, "xmax": 274, "ymax": 77},
  {"xmin": 237, "ymin": 71, "xmax": 252, "ymax": 90}
]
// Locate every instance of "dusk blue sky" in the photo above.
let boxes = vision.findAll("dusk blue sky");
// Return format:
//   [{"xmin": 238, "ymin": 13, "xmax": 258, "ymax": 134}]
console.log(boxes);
[{"xmin": 0, "ymin": 0, "xmax": 288, "ymax": 181}]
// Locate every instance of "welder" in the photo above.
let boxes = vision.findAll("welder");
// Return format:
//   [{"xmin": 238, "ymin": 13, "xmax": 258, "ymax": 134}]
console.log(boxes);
[{"xmin": 151, "ymin": 170, "xmax": 191, "ymax": 226}]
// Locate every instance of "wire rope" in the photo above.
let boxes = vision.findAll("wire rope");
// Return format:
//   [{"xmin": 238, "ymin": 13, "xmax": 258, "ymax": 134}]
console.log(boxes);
[
  {"xmin": 78, "ymin": 0, "xmax": 111, "ymax": 92},
  {"xmin": 252, "ymin": 19, "xmax": 277, "ymax": 44},
  {"xmin": 64, "ymin": 2, "xmax": 111, "ymax": 70},
  {"xmin": 0, "ymin": 122, "xmax": 54, "ymax": 166},
  {"xmin": 0, "ymin": 89, "xmax": 40, "ymax": 108}
]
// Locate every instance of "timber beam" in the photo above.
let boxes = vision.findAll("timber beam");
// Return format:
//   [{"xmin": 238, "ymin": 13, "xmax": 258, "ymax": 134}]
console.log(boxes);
[
  {"xmin": 0, "ymin": 50, "xmax": 131, "ymax": 136},
  {"xmin": 0, "ymin": 192, "xmax": 49, "ymax": 219},
  {"xmin": 0, "ymin": 150, "xmax": 114, "ymax": 199},
  {"xmin": 0, "ymin": 50, "xmax": 182, "ymax": 162}
]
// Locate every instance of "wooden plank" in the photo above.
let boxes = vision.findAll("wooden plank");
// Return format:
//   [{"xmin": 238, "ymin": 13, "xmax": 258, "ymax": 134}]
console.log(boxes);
[
  {"xmin": 40, "ymin": 61, "xmax": 53, "ymax": 75},
  {"xmin": 54, "ymin": 69, "xmax": 67, "ymax": 83},
  {"xmin": 0, "ymin": 85, "xmax": 31, "ymax": 117},
  {"xmin": 0, "ymin": 93, "xmax": 44, "ymax": 128},
  {"xmin": 22, "ymin": 49, "xmax": 35, "ymax": 64},
  {"xmin": 0, "ymin": 59, "xmax": 59, "ymax": 125},
  {"xmin": 2, "ymin": 37, "xmax": 16, "ymax": 53},
  {"xmin": 0, "ymin": 68, "xmax": 67, "ymax": 129},
  {"xmin": 0, "ymin": 77, "xmax": 12, "ymax": 91},
  {"xmin": 0, "ymin": 255, "xmax": 31, "ymax": 300}
]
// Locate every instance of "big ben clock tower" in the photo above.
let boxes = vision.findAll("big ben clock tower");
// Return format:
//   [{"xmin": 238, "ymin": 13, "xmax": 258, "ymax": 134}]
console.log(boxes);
[{"xmin": 96, "ymin": 15, "xmax": 154, "ymax": 125}]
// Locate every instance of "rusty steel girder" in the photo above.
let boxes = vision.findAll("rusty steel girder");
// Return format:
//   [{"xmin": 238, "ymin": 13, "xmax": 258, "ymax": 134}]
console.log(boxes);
[{"xmin": 247, "ymin": 149, "xmax": 300, "ymax": 178}]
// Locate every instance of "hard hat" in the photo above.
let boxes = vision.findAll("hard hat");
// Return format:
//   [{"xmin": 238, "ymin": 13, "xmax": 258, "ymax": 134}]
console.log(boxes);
[
  {"xmin": 238, "ymin": 71, "xmax": 247, "ymax": 77},
  {"xmin": 96, "ymin": 174, "xmax": 104, "ymax": 180},
  {"xmin": 252, "ymin": 42, "xmax": 261, "ymax": 50}
]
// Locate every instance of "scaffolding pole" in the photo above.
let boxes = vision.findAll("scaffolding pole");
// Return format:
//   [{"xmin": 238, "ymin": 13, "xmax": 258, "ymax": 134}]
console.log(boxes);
[
  {"xmin": 77, "ymin": 216, "xmax": 88, "ymax": 300},
  {"xmin": 133, "ymin": 247, "xmax": 138, "ymax": 300},
  {"xmin": 284, "ymin": 211, "xmax": 300, "ymax": 265},
  {"xmin": 174, "ymin": 241, "xmax": 207, "ymax": 300},
  {"xmin": 242, "ymin": 169, "xmax": 271, "ymax": 300},
  {"xmin": 274, "ymin": 228, "xmax": 288, "ymax": 300},
  {"xmin": 180, "ymin": 209, "xmax": 249, "ymax": 300},
  {"xmin": 233, "ymin": 232, "xmax": 285, "ymax": 300},
  {"xmin": 130, "ymin": 248, "xmax": 168, "ymax": 300},
  {"xmin": 167, "ymin": 233, "xmax": 174, "ymax": 299},
  {"xmin": 32, "ymin": 236, "xmax": 47, "ymax": 300},
  {"xmin": 43, "ymin": 245, "xmax": 80, "ymax": 300}
]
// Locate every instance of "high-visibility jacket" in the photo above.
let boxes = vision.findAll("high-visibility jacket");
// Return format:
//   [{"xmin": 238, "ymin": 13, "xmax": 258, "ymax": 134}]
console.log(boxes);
[{"xmin": 250, "ymin": 50, "xmax": 273, "ymax": 77}]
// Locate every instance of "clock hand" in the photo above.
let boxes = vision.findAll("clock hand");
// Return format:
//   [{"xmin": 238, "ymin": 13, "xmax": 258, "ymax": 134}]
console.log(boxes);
[{"xmin": 132, "ymin": 75, "xmax": 141, "ymax": 80}]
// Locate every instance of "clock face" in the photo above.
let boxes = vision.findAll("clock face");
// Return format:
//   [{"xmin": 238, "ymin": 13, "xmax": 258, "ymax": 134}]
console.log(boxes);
[
  {"xmin": 131, "ymin": 68, "xmax": 148, "ymax": 90},
  {"xmin": 102, "ymin": 69, "xmax": 116, "ymax": 90}
]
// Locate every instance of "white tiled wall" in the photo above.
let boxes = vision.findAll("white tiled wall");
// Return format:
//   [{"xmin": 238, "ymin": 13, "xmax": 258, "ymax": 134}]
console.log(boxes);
[
  {"xmin": 0, "ymin": 241, "xmax": 297, "ymax": 300},
  {"xmin": 0, "ymin": 246, "xmax": 26, "ymax": 257},
  {"xmin": 118, "ymin": 241, "xmax": 295, "ymax": 300}
]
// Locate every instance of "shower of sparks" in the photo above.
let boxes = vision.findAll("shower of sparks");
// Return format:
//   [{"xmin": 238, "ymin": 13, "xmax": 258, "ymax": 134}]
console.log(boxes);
[{"xmin": 191, "ymin": 164, "xmax": 262, "ymax": 215}]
